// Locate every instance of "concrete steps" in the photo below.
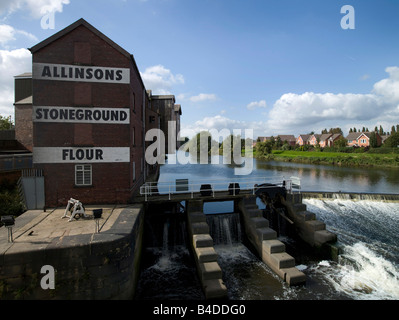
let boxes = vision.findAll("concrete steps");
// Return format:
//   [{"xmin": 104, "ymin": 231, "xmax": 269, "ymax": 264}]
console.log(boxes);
[
  {"xmin": 282, "ymin": 197, "xmax": 338, "ymax": 249},
  {"xmin": 238, "ymin": 196, "xmax": 306, "ymax": 286},
  {"xmin": 186, "ymin": 201, "xmax": 227, "ymax": 299}
]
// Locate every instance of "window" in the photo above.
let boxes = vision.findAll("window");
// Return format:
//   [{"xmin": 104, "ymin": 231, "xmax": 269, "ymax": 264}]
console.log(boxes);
[
  {"xmin": 132, "ymin": 127, "xmax": 135, "ymax": 146},
  {"xmin": 75, "ymin": 165, "xmax": 92, "ymax": 186},
  {"xmin": 133, "ymin": 162, "xmax": 136, "ymax": 182}
]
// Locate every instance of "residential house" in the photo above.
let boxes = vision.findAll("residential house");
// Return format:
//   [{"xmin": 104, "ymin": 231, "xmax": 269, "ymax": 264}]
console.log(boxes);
[
  {"xmin": 327, "ymin": 134, "xmax": 343, "ymax": 147},
  {"xmin": 308, "ymin": 134, "xmax": 321, "ymax": 146},
  {"xmin": 278, "ymin": 135, "xmax": 296, "ymax": 147},
  {"xmin": 296, "ymin": 134, "xmax": 310, "ymax": 146},
  {"xmin": 319, "ymin": 134, "xmax": 333, "ymax": 148},
  {"xmin": 346, "ymin": 132, "xmax": 382, "ymax": 147}
]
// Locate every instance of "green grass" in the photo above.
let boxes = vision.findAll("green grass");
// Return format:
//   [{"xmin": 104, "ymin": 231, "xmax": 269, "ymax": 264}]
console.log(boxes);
[{"xmin": 252, "ymin": 150, "xmax": 399, "ymax": 167}]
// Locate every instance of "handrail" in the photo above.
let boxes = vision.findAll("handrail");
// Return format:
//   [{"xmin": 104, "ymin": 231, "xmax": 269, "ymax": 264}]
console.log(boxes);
[{"xmin": 139, "ymin": 176, "xmax": 301, "ymax": 201}]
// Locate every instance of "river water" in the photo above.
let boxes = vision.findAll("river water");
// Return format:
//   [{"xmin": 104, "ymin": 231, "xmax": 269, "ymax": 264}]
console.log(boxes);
[{"xmin": 135, "ymin": 153, "xmax": 399, "ymax": 300}]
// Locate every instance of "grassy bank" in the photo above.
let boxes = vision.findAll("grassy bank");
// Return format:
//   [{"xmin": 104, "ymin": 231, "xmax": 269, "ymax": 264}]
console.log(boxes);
[{"xmin": 253, "ymin": 150, "xmax": 399, "ymax": 168}]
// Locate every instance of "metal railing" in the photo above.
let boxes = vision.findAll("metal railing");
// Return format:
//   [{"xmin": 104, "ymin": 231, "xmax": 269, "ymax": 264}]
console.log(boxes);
[{"xmin": 140, "ymin": 176, "xmax": 301, "ymax": 201}]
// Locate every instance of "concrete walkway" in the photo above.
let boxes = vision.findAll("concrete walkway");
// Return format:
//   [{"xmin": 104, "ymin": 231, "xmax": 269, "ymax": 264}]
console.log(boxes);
[
  {"xmin": 0, "ymin": 204, "xmax": 144, "ymax": 300},
  {"xmin": 0, "ymin": 205, "xmax": 124, "ymax": 253}
]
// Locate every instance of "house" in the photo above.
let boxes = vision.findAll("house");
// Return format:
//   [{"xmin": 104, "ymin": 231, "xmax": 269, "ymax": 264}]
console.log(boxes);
[
  {"xmin": 296, "ymin": 134, "xmax": 310, "ymax": 146},
  {"xmin": 319, "ymin": 134, "xmax": 333, "ymax": 148},
  {"xmin": 327, "ymin": 134, "xmax": 343, "ymax": 147},
  {"xmin": 307, "ymin": 134, "xmax": 321, "ymax": 146},
  {"xmin": 346, "ymin": 132, "xmax": 382, "ymax": 147},
  {"xmin": 278, "ymin": 135, "xmax": 297, "ymax": 147}
]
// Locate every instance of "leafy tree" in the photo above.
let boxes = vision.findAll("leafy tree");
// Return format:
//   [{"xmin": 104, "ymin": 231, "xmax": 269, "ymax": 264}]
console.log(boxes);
[
  {"xmin": 369, "ymin": 132, "xmax": 379, "ymax": 148},
  {"xmin": 256, "ymin": 141, "xmax": 272, "ymax": 155},
  {"xmin": 0, "ymin": 115, "xmax": 13, "ymax": 130},
  {"xmin": 392, "ymin": 126, "xmax": 396, "ymax": 135},
  {"xmin": 379, "ymin": 125, "xmax": 384, "ymax": 136},
  {"xmin": 384, "ymin": 132, "xmax": 399, "ymax": 148},
  {"xmin": 334, "ymin": 137, "xmax": 348, "ymax": 148}
]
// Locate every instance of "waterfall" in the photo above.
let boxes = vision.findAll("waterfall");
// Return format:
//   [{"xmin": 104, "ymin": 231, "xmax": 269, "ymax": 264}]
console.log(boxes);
[
  {"xmin": 302, "ymin": 198, "xmax": 399, "ymax": 300},
  {"xmin": 206, "ymin": 213, "xmax": 242, "ymax": 246},
  {"xmin": 303, "ymin": 192, "xmax": 399, "ymax": 202}
]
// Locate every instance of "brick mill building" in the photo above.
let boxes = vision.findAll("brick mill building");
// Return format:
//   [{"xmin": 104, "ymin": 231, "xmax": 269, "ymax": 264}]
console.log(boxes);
[{"xmin": 14, "ymin": 18, "xmax": 182, "ymax": 207}]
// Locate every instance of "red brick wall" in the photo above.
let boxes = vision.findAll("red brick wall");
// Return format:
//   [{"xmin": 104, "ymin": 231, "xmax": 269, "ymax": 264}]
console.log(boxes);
[
  {"xmin": 15, "ymin": 104, "xmax": 33, "ymax": 152},
  {"xmin": 32, "ymin": 23, "xmax": 146, "ymax": 207}
]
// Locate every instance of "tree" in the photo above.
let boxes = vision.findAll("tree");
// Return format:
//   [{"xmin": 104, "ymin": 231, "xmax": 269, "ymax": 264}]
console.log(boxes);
[
  {"xmin": 0, "ymin": 115, "xmax": 13, "ymax": 130},
  {"xmin": 335, "ymin": 137, "xmax": 348, "ymax": 148},
  {"xmin": 256, "ymin": 141, "xmax": 272, "ymax": 155},
  {"xmin": 369, "ymin": 132, "xmax": 378, "ymax": 148},
  {"xmin": 384, "ymin": 132, "xmax": 399, "ymax": 148},
  {"xmin": 392, "ymin": 126, "xmax": 396, "ymax": 135},
  {"xmin": 379, "ymin": 125, "xmax": 384, "ymax": 136}
]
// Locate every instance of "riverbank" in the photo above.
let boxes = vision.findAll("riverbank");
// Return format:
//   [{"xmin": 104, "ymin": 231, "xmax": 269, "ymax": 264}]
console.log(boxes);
[{"xmin": 252, "ymin": 150, "xmax": 399, "ymax": 168}]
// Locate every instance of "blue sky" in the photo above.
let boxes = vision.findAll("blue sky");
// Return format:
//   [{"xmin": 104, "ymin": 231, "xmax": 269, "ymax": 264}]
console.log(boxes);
[{"xmin": 1, "ymin": 0, "xmax": 399, "ymax": 138}]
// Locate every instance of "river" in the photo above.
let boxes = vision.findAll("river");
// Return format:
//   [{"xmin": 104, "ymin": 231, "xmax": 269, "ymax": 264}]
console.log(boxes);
[{"xmin": 135, "ymin": 153, "xmax": 399, "ymax": 300}]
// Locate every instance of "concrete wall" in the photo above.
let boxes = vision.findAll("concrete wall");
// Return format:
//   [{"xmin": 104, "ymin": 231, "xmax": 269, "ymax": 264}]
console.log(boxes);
[
  {"xmin": 237, "ymin": 196, "xmax": 306, "ymax": 286},
  {"xmin": 0, "ymin": 205, "xmax": 144, "ymax": 300},
  {"xmin": 282, "ymin": 193, "xmax": 338, "ymax": 259},
  {"xmin": 186, "ymin": 200, "xmax": 227, "ymax": 299}
]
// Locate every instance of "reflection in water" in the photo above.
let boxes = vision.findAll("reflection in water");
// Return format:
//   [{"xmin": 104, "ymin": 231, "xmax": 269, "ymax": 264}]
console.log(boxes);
[{"xmin": 161, "ymin": 152, "xmax": 399, "ymax": 194}]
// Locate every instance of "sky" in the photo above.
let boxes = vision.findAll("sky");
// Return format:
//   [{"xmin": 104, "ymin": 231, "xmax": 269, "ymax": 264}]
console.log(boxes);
[{"xmin": 1, "ymin": 0, "xmax": 399, "ymax": 139}]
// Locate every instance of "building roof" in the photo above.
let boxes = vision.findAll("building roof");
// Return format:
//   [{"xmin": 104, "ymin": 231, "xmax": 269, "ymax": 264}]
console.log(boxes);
[
  {"xmin": 14, "ymin": 96, "xmax": 33, "ymax": 105},
  {"xmin": 278, "ymin": 135, "xmax": 296, "ymax": 141},
  {"xmin": 14, "ymin": 72, "xmax": 32, "ymax": 79},
  {"xmin": 319, "ymin": 133, "xmax": 333, "ymax": 141},
  {"xmin": 174, "ymin": 104, "xmax": 182, "ymax": 115},
  {"xmin": 329, "ymin": 133, "xmax": 342, "ymax": 140},
  {"xmin": 346, "ymin": 131, "xmax": 378, "ymax": 141},
  {"xmin": 28, "ymin": 18, "xmax": 150, "ymax": 96},
  {"xmin": 29, "ymin": 18, "xmax": 131, "ymax": 58},
  {"xmin": 297, "ymin": 134, "xmax": 310, "ymax": 140}
]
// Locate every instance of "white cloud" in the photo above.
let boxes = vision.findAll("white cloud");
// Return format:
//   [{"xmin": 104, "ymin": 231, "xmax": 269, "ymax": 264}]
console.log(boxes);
[
  {"xmin": 246, "ymin": 100, "xmax": 267, "ymax": 110},
  {"xmin": 0, "ymin": 24, "xmax": 37, "ymax": 46},
  {"xmin": 140, "ymin": 64, "xmax": 184, "ymax": 95},
  {"xmin": 265, "ymin": 66, "xmax": 399, "ymax": 135},
  {"xmin": 0, "ymin": 0, "xmax": 70, "ymax": 19},
  {"xmin": 180, "ymin": 115, "xmax": 265, "ymax": 139},
  {"xmin": 189, "ymin": 93, "xmax": 217, "ymax": 102},
  {"xmin": 0, "ymin": 48, "xmax": 32, "ymax": 117}
]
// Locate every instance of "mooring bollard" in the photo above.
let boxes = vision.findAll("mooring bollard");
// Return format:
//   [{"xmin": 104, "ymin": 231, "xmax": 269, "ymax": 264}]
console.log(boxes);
[
  {"xmin": 1, "ymin": 216, "xmax": 15, "ymax": 243},
  {"xmin": 93, "ymin": 209, "xmax": 103, "ymax": 233}
]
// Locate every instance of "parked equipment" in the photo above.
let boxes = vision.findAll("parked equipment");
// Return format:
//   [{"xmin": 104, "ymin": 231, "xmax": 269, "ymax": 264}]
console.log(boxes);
[{"xmin": 62, "ymin": 198, "xmax": 88, "ymax": 222}]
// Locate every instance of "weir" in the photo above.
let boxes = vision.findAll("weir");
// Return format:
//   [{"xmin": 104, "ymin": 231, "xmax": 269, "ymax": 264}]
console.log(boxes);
[
  {"xmin": 136, "ymin": 177, "xmax": 340, "ymax": 299},
  {"xmin": 302, "ymin": 191, "xmax": 399, "ymax": 202}
]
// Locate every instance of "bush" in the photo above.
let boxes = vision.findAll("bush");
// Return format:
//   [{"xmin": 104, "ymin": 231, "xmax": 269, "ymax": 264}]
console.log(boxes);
[{"xmin": 0, "ymin": 179, "xmax": 25, "ymax": 223}]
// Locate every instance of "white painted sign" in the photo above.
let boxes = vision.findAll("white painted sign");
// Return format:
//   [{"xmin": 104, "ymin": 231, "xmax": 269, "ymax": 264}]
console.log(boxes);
[
  {"xmin": 33, "ymin": 107, "xmax": 130, "ymax": 124},
  {"xmin": 33, "ymin": 147, "xmax": 130, "ymax": 164},
  {"xmin": 33, "ymin": 63, "xmax": 130, "ymax": 84}
]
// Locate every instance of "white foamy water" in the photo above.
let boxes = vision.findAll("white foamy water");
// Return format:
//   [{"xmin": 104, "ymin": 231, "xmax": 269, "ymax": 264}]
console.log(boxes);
[{"xmin": 304, "ymin": 198, "xmax": 399, "ymax": 300}]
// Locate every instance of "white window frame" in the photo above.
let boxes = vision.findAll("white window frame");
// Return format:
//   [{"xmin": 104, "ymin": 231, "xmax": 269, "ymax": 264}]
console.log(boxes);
[{"xmin": 75, "ymin": 164, "xmax": 92, "ymax": 186}]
